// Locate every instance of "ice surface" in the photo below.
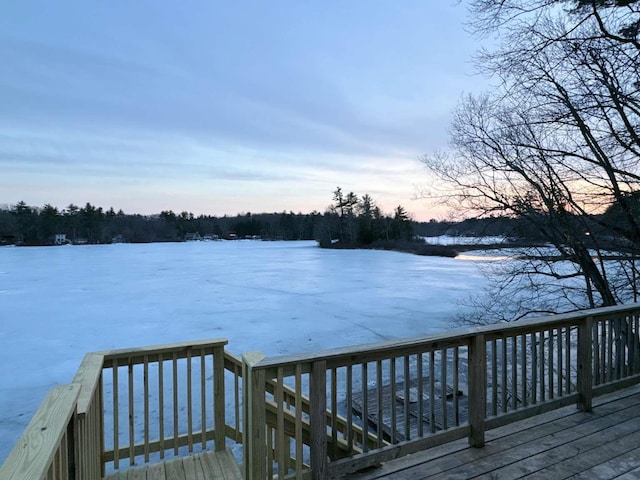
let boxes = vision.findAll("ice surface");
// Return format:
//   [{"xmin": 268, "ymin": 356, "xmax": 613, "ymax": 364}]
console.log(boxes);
[{"xmin": 0, "ymin": 240, "xmax": 487, "ymax": 463}]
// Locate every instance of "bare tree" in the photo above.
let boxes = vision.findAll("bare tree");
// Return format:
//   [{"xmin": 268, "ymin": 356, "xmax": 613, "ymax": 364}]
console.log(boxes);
[{"xmin": 423, "ymin": 0, "xmax": 640, "ymax": 321}]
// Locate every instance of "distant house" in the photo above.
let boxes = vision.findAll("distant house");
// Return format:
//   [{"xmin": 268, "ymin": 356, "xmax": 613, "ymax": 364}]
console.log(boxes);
[
  {"xmin": 184, "ymin": 232, "xmax": 202, "ymax": 241},
  {"xmin": 111, "ymin": 234, "xmax": 126, "ymax": 244},
  {"xmin": 54, "ymin": 233, "xmax": 67, "ymax": 245},
  {"xmin": 0, "ymin": 233, "xmax": 17, "ymax": 245}
]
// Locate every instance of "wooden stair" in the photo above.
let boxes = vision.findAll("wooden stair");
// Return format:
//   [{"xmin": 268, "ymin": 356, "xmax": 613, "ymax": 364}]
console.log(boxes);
[{"xmin": 103, "ymin": 448, "xmax": 241, "ymax": 480}]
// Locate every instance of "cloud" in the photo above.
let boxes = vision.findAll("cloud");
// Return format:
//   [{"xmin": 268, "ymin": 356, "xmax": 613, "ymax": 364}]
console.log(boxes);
[{"xmin": 0, "ymin": 1, "xmax": 485, "ymax": 220}]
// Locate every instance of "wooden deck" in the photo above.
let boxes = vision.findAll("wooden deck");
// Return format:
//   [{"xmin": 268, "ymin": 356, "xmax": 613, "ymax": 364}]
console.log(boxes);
[
  {"xmin": 103, "ymin": 448, "xmax": 242, "ymax": 480},
  {"xmin": 351, "ymin": 378, "xmax": 468, "ymax": 443},
  {"xmin": 346, "ymin": 383, "xmax": 640, "ymax": 479},
  {"xmin": 5, "ymin": 305, "xmax": 640, "ymax": 480}
]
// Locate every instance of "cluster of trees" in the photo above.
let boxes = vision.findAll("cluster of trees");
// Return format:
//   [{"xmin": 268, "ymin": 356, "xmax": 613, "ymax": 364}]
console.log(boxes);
[
  {"xmin": 4, "ymin": 192, "xmax": 634, "ymax": 252},
  {"xmin": 315, "ymin": 187, "xmax": 414, "ymax": 247},
  {"xmin": 423, "ymin": 0, "xmax": 640, "ymax": 321},
  {"xmin": 0, "ymin": 191, "xmax": 415, "ymax": 247},
  {"xmin": 0, "ymin": 202, "xmax": 326, "ymax": 245}
]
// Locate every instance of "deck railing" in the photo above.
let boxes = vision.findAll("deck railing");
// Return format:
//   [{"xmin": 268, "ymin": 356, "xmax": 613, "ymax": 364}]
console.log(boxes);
[
  {"xmin": 0, "ymin": 338, "xmax": 236, "ymax": 480},
  {"xmin": 2, "ymin": 304, "xmax": 640, "ymax": 480},
  {"xmin": 0, "ymin": 384, "xmax": 80, "ymax": 480},
  {"xmin": 243, "ymin": 303, "xmax": 640, "ymax": 479},
  {"xmin": 98, "ymin": 339, "xmax": 230, "ymax": 472}
]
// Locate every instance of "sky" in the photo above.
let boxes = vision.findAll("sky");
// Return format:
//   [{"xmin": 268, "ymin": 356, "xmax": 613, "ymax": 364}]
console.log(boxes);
[{"xmin": 0, "ymin": 1, "xmax": 484, "ymax": 221}]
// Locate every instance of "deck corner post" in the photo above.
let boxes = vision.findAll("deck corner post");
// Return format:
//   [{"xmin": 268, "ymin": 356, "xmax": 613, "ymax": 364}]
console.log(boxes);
[
  {"xmin": 468, "ymin": 333, "xmax": 486, "ymax": 448},
  {"xmin": 577, "ymin": 316, "xmax": 594, "ymax": 412},
  {"xmin": 213, "ymin": 345, "xmax": 226, "ymax": 451},
  {"xmin": 242, "ymin": 351, "xmax": 267, "ymax": 480},
  {"xmin": 310, "ymin": 360, "xmax": 328, "ymax": 479}
]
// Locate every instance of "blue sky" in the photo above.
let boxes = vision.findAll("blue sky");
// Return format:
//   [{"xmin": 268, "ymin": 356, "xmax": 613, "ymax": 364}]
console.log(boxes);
[{"xmin": 0, "ymin": 1, "xmax": 483, "ymax": 220}]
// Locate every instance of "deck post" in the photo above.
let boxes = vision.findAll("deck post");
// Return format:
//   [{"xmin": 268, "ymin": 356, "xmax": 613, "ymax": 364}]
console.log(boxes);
[
  {"xmin": 72, "ymin": 353, "xmax": 105, "ymax": 478},
  {"xmin": 577, "ymin": 316, "xmax": 594, "ymax": 412},
  {"xmin": 468, "ymin": 333, "xmax": 486, "ymax": 448},
  {"xmin": 310, "ymin": 360, "xmax": 328, "ymax": 479},
  {"xmin": 213, "ymin": 345, "xmax": 226, "ymax": 451},
  {"xmin": 243, "ymin": 351, "xmax": 267, "ymax": 480}
]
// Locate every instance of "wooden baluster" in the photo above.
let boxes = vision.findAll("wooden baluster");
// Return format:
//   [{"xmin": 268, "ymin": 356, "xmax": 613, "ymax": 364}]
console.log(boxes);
[
  {"xmin": 501, "ymin": 337, "xmax": 507, "ymax": 413},
  {"xmin": 440, "ymin": 349, "xmax": 447, "ymax": 430},
  {"xmin": 362, "ymin": 362, "xmax": 369, "ymax": 452},
  {"xmin": 511, "ymin": 336, "xmax": 517, "ymax": 410},
  {"xmin": 520, "ymin": 334, "xmax": 527, "ymax": 408},
  {"xmin": 453, "ymin": 348, "xmax": 459, "ymax": 426},
  {"xmin": 577, "ymin": 316, "xmax": 593, "ymax": 412},
  {"xmin": 548, "ymin": 330, "xmax": 554, "ymax": 401},
  {"xmin": 406, "ymin": 355, "xmax": 412, "ymax": 439},
  {"xmin": 144, "ymin": 355, "xmax": 150, "ymax": 463},
  {"xmin": 234, "ymin": 361, "xmax": 241, "ymax": 441},
  {"xmin": 607, "ymin": 319, "xmax": 614, "ymax": 382},
  {"xmin": 429, "ymin": 352, "xmax": 435, "ymax": 434},
  {"xmin": 390, "ymin": 357, "xmax": 397, "ymax": 442},
  {"xmin": 346, "ymin": 365, "xmax": 353, "ymax": 454},
  {"xmin": 295, "ymin": 364, "xmax": 303, "ymax": 479},
  {"xmin": 417, "ymin": 353, "xmax": 424, "ymax": 435},
  {"xmin": 158, "ymin": 353, "xmax": 164, "ymax": 459},
  {"xmin": 491, "ymin": 339, "xmax": 497, "ymax": 416},
  {"xmin": 600, "ymin": 320, "xmax": 607, "ymax": 384},
  {"xmin": 187, "ymin": 348, "xmax": 193, "ymax": 452},
  {"xmin": 468, "ymin": 334, "xmax": 486, "ymax": 448},
  {"xmin": 557, "ymin": 329, "xmax": 563, "ymax": 397},
  {"xmin": 531, "ymin": 332, "xmax": 538, "ymax": 404},
  {"xmin": 310, "ymin": 360, "xmax": 328, "ymax": 480},
  {"xmin": 276, "ymin": 367, "xmax": 286, "ymax": 478},
  {"xmin": 213, "ymin": 346, "xmax": 226, "ymax": 451},
  {"xmin": 565, "ymin": 327, "xmax": 571, "ymax": 395},
  {"xmin": 539, "ymin": 330, "xmax": 545, "ymax": 402},
  {"xmin": 376, "ymin": 360, "xmax": 383, "ymax": 448},
  {"xmin": 331, "ymin": 367, "xmax": 338, "ymax": 459},
  {"xmin": 112, "ymin": 360, "xmax": 119, "ymax": 469},
  {"xmin": 128, "ymin": 359, "xmax": 134, "ymax": 465},
  {"xmin": 200, "ymin": 349, "xmax": 206, "ymax": 450},
  {"xmin": 243, "ymin": 352, "xmax": 267, "ymax": 480},
  {"xmin": 172, "ymin": 353, "xmax": 178, "ymax": 456}
]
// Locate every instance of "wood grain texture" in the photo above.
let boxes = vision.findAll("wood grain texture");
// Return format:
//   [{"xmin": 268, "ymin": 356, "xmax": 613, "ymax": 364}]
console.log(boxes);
[
  {"xmin": 0, "ymin": 384, "xmax": 79, "ymax": 480},
  {"xmin": 103, "ymin": 450, "xmax": 241, "ymax": 480},
  {"xmin": 345, "ymin": 383, "xmax": 640, "ymax": 480}
]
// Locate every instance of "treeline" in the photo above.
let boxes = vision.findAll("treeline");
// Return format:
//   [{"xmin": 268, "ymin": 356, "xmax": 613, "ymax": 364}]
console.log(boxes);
[
  {"xmin": 0, "ymin": 201, "xmax": 327, "ymax": 245},
  {"xmin": 0, "ymin": 191, "xmax": 414, "ymax": 246},
  {"xmin": 3, "ymin": 189, "xmax": 633, "ymax": 248}
]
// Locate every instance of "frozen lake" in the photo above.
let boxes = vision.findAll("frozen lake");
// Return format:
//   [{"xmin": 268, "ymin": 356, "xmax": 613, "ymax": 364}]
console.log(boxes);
[{"xmin": 0, "ymin": 240, "xmax": 487, "ymax": 463}]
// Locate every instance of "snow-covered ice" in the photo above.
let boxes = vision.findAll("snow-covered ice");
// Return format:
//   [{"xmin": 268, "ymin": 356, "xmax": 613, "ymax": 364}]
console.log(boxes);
[{"xmin": 0, "ymin": 240, "xmax": 487, "ymax": 463}]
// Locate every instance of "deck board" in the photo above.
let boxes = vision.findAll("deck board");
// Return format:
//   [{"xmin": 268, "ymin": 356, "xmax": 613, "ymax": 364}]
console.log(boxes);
[
  {"xmin": 146, "ymin": 462, "xmax": 166, "ymax": 480},
  {"xmin": 103, "ymin": 449, "xmax": 240, "ymax": 480},
  {"xmin": 344, "ymin": 383, "xmax": 640, "ymax": 480},
  {"xmin": 351, "ymin": 378, "xmax": 468, "ymax": 443}
]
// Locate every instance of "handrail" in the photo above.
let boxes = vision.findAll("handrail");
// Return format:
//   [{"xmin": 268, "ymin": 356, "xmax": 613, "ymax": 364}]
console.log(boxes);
[
  {"xmin": 3, "ymin": 304, "xmax": 640, "ymax": 480},
  {"xmin": 98, "ymin": 337, "xmax": 228, "ymax": 363},
  {"xmin": 244, "ymin": 303, "xmax": 640, "ymax": 479},
  {"xmin": 72, "ymin": 353, "xmax": 104, "ymax": 478},
  {"xmin": 254, "ymin": 304, "xmax": 639, "ymax": 372},
  {"xmin": 0, "ymin": 384, "xmax": 80, "ymax": 480}
]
